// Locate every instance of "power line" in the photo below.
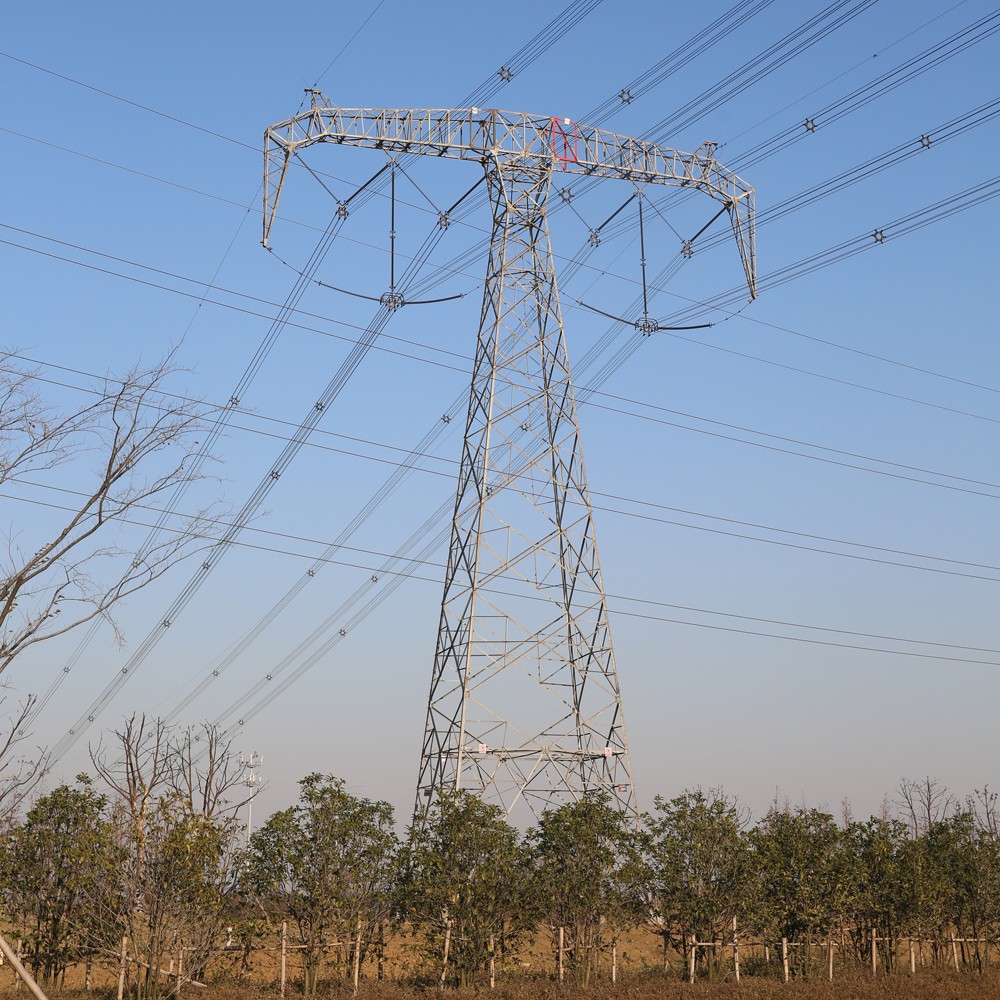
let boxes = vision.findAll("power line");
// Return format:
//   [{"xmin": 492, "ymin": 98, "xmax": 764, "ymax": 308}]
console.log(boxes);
[
  {"xmin": 312, "ymin": 0, "xmax": 389, "ymax": 87},
  {"xmin": 0, "ymin": 49, "xmax": 256, "ymax": 149},
  {"xmin": 11, "ymin": 7, "xmax": 996, "ymax": 752},
  {"xmin": 6, "ymin": 27, "xmax": 996, "ymax": 410},
  {"xmin": 7, "ymin": 201, "xmax": 998, "ymax": 433},
  {"xmin": 40, "ymin": 2, "xmax": 621, "ymax": 759},
  {"xmin": 8, "ymin": 445, "xmax": 999, "ymax": 588},
  {"xmin": 9, "ymin": 315, "xmax": 1000, "ymax": 531},
  {"xmin": 11, "ymin": 482, "xmax": 997, "ymax": 667}
]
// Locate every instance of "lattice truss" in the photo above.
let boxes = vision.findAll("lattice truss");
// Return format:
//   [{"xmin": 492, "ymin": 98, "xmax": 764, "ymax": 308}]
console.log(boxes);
[{"xmin": 263, "ymin": 98, "xmax": 756, "ymax": 821}]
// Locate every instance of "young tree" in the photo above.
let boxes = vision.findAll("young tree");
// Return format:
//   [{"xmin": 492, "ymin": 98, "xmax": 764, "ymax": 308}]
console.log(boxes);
[
  {"xmin": 907, "ymin": 811, "xmax": 1000, "ymax": 970},
  {"xmin": 245, "ymin": 774, "xmax": 397, "ymax": 995},
  {"xmin": 528, "ymin": 796, "xmax": 646, "ymax": 985},
  {"xmin": 399, "ymin": 789, "xmax": 532, "ymax": 988},
  {"xmin": 0, "ymin": 776, "xmax": 117, "ymax": 986},
  {"xmin": 747, "ymin": 805, "xmax": 848, "ymax": 974},
  {"xmin": 844, "ymin": 816, "xmax": 913, "ymax": 971},
  {"xmin": 110, "ymin": 794, "xmax": 242, "ymax": 1000},
  {"xmin": 645, "ymin": 788, "xmax": 749, "ymax": 977}
]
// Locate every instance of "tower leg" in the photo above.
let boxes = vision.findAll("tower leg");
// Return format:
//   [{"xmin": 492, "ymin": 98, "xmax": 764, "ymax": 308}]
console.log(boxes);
[{"xmin": 414, "ymin": 162, "xmax": 635, "ymax": 821}]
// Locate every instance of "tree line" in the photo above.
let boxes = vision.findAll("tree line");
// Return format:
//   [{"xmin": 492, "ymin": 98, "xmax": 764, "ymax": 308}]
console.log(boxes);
[{"xmin": 2, "ymin": 717, "xmax": 999, "ymax": 995}]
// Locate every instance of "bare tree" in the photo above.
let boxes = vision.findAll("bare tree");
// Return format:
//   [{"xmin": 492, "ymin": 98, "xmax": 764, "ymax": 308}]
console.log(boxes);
[
  {"xmin": 968, "ymin": 787, "xmax": 1000, "ymax": 841},
  {"xmin": 898, "ymin": 777, "xmax": 955, "ymax": 836},
  {"xmin": 0, "ymin": 353, "xmax": 218, "ymax": 672},
  {"xmin": 91, "ymin": 713, "xmax": 172, "ymax": 868},
  {"xmin": 168, "ymin": 722, "xmax": 252, "ymax": 819}
]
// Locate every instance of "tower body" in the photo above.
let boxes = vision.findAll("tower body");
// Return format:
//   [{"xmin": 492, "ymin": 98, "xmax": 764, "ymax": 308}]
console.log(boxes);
[{"xmin": 415, "ymin": 163, "xmax": 635, "ymax": 820}]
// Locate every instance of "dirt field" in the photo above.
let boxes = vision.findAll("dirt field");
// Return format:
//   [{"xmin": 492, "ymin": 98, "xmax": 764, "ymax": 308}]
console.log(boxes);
[
  {"xmin": 10, "ymin": 925, "xmax": 1000, "ymax": 1000},
  {"xmin": 15, "ymin": 972, "xmax": 1000, "ymax": 1000}
]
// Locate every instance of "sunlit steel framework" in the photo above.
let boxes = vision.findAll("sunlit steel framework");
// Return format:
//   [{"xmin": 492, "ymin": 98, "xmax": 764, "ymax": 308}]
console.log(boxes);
[{"xmin": 264, "ymin": 99, "xmax": 756, "ymax": 821}]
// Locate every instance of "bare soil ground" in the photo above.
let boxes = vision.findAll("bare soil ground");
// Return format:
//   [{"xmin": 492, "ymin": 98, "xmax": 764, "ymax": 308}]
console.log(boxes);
[
  {"xmin": 13, "ymin": 973, "xmax": 1000, "ymax": 1000},
  {"xmin": 10, "ymin": 927, "xmax": 1000, "ymax": 999}
]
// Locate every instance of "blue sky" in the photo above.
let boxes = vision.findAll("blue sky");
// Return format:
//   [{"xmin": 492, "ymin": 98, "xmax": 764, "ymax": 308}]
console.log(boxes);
[{"xmin": 2, "ymin": 0, "xmax": 998, "ymax": 827}]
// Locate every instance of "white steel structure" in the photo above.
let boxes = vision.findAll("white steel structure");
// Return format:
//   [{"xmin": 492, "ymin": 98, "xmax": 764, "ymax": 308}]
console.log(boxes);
[{"xmin": 263, "ymin": 96, "xmax": 756, "ymax": 821}]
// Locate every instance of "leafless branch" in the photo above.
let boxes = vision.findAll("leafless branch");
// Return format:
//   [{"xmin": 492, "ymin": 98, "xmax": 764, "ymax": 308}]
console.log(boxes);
[
  {"xmin": 168, "ymin": 722, "xmax": 253, "ymax": 818},
  {"xmin": 0, "ymin": 352, "xmax": 223, "ymax": 673},
  {"xmin": 0, "ymin": 693, "xmax": 46, "ymax": 829}
]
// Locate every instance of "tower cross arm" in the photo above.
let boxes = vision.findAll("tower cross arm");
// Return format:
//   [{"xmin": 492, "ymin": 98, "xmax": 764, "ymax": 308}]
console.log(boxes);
[{"xmin": 263, "ymin": 104, "xmax": 755, "ymax": 298}]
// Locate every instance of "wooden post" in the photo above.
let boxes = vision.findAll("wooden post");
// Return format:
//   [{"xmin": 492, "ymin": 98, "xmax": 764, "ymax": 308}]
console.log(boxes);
[
  {"xmin": 489, "ymin": 934, "xmax": 495, "ymax": 990},
  {"xmin": 952, "ymin": 933, "xmax": 960, "ymax": 972},
  {"xmin": 377, "ymin": 923, "xmax": 385, "ymax": 982},
  {"xmin": 280, "ymin": 922, "xmax": 287, "ymax": 999},
  {"xmin": 688, "ymin": 935, "xmax": 696, "ymax": 984},
  {"xmin": 177, "ymin": 949, "xmax": 184, "ymax": 999},
  {"xmin": 827, "ymin": 937, "xmax": 834, "ymax": 981},
  {"xmin": 558, "ymin": 926, "xmax": 564, "ymax": 983},
  {"xmin": 116, "ymin": 937, "xmax": 129, "ymax": 1000},
  {"xmin": 611, "ymin": 941, "xmax": 617, "ymax": 984},
  {"xmin": 733, "ymin": 917, "xmax": 740, "ymax": 983},
  {"xmin": 440, "ymin": 917, "xmax": 452, "ymax": 990},
  {"xmin": 871, "ymin": 928, "xmax": 877, "ymax": 975},
  {"xmin": 764, "ymin": 943, "xmax": 770, "ymax": 963},
  {"xmin": 352, "ymin": 919, "xmax": 362, "ymax": 995},
  {"xmin": 781, "ymin": 937, "xmax": 789, "ymax": 983}
]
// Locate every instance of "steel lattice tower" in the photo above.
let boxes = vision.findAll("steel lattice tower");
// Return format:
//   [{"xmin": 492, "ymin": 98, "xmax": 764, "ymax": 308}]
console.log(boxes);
[{"xmin": 263, "ymin": 100, "xmax": 756, "ymax": 821}]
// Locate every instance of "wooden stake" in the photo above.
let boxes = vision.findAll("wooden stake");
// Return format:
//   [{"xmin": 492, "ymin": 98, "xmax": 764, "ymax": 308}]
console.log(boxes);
[
  {"xmin": 733, "ymin": 917, "xmax": 740, "ymax": 983},
  {"xmin": 280, "ymin": 922, "xmax": 287, "ymax": 999},
  {"xmin": 489, "ymin": 934, "xmax": 495, "ymax": 990},
  {"xmin": 781, "ymin": 937, "xmax": 789, "ymax": 983},
  {"xmin": 827, "ymin": 937, "xmax": 834, "ymax": 981},
  {"xmin": 0, "ymin": 934, "xmax": 48, "ymax": 1000},
  {"xmin": 352, "ymin": 919, "xmax": 362, "ymax": 995},
  {"xmin": 952, "ymin": 932, "xmax": 960, "ymax": 972},
  {"xmin": 688, "ymin": 935, "xmax": 696, "ymax": 984},
  {"xmin": 377, "ymin": 923, "xmax": 385, "ymax": 983},
  {"xmin": 440, "ymin": 917, "xmax": 452, "ymax": 990},
  {"xmin": 871, "ymin": 928, "xmax": 877, "ymax": 976},
  {"xmin": 558, "ymin": 927, "xmax": 564, "ymax": 984},
  {"xmin": 177, "ymin": 949, "xmax": 183, "ymax": 999},
  {"xmin": 611, "ymin": 941, "xmax": 617, "ymax": 984},
  {"xmin": 116, "ymin": 937, "xmax": 129, "ymax": 1000}
]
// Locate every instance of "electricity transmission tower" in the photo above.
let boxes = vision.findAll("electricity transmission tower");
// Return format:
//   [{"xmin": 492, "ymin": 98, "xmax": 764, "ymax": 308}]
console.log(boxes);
[{"xmin": 263, "ymin": 98, "xmax": 756, "ymax": 821}]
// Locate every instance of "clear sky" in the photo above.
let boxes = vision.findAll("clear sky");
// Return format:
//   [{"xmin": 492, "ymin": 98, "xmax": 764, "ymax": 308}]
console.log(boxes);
[{"xmin": 2, "ymin": 0, "xmax": 998, "ymax": 828}]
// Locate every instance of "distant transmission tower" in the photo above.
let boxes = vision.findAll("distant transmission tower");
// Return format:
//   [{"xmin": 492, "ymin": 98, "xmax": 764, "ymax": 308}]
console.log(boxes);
[{"xmin": 263, "ymin": 98, "xmax": 756, "ymax": 821}]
